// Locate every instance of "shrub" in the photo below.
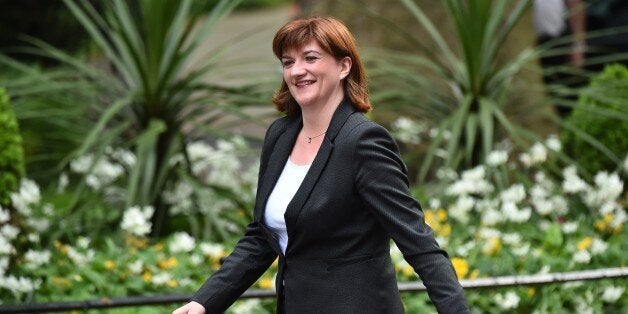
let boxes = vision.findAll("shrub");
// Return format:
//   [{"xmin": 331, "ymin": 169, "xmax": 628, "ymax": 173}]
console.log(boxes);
[
  {"xmin": 561, "ymin": 64, "xmax": 628, "ymax": 175},
  {"xmin": 0, "ymin": 88, "xmax": 25, "ymax": 207}
]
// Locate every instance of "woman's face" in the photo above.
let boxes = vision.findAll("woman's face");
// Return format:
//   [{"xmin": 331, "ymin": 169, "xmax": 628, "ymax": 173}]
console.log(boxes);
[{"xmin": 280, "ymin": 39, "xmax": 350, "ymax": 108}]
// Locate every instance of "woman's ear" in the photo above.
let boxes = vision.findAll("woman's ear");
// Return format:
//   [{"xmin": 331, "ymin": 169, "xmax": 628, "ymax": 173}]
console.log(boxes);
[{"xmin": 340, "ymin": 56, "xmax": 352, "ymax": 80}]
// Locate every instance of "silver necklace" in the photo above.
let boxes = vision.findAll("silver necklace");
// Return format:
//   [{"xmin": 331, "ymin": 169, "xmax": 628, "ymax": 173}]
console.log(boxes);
[{"xmin": 305, "ymin": 131, "xmax": 326, "ymax": 143}]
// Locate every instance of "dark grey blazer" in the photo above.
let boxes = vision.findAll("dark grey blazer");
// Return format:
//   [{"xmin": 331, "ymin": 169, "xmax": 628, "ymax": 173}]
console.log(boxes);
[{"xmin": 192, "ymin": 99, "xmax": 469, "ymax": 313}]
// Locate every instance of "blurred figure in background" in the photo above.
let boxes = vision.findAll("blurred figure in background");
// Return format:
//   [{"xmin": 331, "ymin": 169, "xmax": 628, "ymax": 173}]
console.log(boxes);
[
  {"xmin": 533, "ymin": 0, "xmax": 587, "ymax": 117},
  {"xmin": 534, "ymin": 0, "xmax": 628, "ymax": 118}
]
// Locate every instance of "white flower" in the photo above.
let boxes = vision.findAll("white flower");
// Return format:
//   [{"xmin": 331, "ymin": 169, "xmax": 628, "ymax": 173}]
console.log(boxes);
[
  {"xmin": 10, "ymin": 179, "xmax": 41, "ymax": 216},
  {"xmin": 530, "ymin": 143, "xmax": 548, "ymax": 164},
  {"xmin": 562, "ymin": 168, "xmax": 588, "ymax": 194},
  {"xmin": 486, "ymin": 150, "xmax": 508, "ymax": 166},
  {"xmin": 428, "ymin": 198, "xmax": 441, "ymax": 210},
  {"xmin": 512, "ymin": 244, "xmax": 530, "ymax": 256},
  {"xmin": 502, "ymin": 233, "xmax": 522, "ymax": 245},
  {"xmin": 545, "ymin": 135, "xmax": 561, "ymax": 151},
  {"xmin": 57, "ymin": 172, "xmax": 69, "ymax": 194},
  {"xmin": 77, "ymin": 237, "xmax": 91, "ymax": 249},
  {"xmin": 111, "ymin": 148, "xmax": 136, "ymax": 167},
  {"xmin": 532, "ymin": 197, "xmax": 553, "ymax": 216},
  {"xmin": 70, "ymin": 154, "xmax": 94, "ymax": 174},
  {"xmin": 0, "ymin": 225, "xmax": 19, "ymax": 240},
  {"xmin": 447, "ymin": 166, "xmax": 493, "ymax": 196},
  {"xmin": 0, "ymin": 275, "xmax": 41, "ymax": 296},
  {"xmin": 572, "ymin": 250, "xmax": 591, "ymax": 264},
  {"xmin": 601, "ymin": 286, "xmax": 625, "ymax": 303},
  {"xmin": 519, "ymin": 153, "xmax": 531, "ymax": 168},
  {"xmin": 585, "ymin": 172, "xmax": 623, "ymax": 208},
  {"xmin": 24, "ymin": 250, "xmax": 51, "ymax": 268},
  {"xmin": 0, "ymin": 205, "xmax": 10, "ymax": 224},
  {"xmin": 169, "ymin": 232, "xmax": 195, "ymax": 253},
  {"xmin": 0, "ymin": 257, "xmax": 8, "ymax": 277},
  {"xmin": 151, "ymin": 272, "xmax": 172, "ymax": 285},
  {"xmin": 66, "ymin": 246, "xmax": 95, "ymax": 266},
  {"xmin": 0, "ymin": 236, "xmax": 16, "ymax": 255},
  {"xmin": 26, "ymin": 218, "xmax": 50, "ymax": 233},
  {"xmin": 455, "ymin": 241, "xmax": 475, "ymax": 257},
  {"xmin": 561, "ymin": 222, "xmax": 578, "ymax": 234},
  {"xmin": 500, "ymin": 184, "xmax": 526, "ymax": 203},
  {"xmin": 391, "ymin": 117, "xmax": 423, "ymax": 145},
  {"xmin": 120, "ymin": 206, "xmax": 154, "ymax": 237},
  {"xmin": 504, "ymin": 204, "xmax": 531, "ymax": 223},
  {"xmin": 190, "ymin": 254, "xmax": 203, "ymax": 266},
  {"xmin": 128, "ymin": 260, "xmax": 143, "ymax": 274},
  {"xmin": 495, "ymin": 291, "xmax": 520, "ymax": 310},
  {"xmin": 200, "ymin": 242, "xmax": 225, "ymax": 258},
  {"xmin": 449, "ymin": 195, "xmax": 475, "ymax": 224},
  {"xmin": 590, "ymin": 238, "xmax": 608, "ymax": 255},
  {"xmin": 481, "ymin": 208, "xmax": 503, "ymax": 226}
]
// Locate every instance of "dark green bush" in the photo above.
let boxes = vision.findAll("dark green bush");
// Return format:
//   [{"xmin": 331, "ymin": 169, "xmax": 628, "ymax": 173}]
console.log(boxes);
[
  {"xmin": 0, "ymin": 88, "xmax": 25, "ymax": 206},
  {"xmin": 561, "ymin": 64, "xmax": 628, "ymax": 175}
]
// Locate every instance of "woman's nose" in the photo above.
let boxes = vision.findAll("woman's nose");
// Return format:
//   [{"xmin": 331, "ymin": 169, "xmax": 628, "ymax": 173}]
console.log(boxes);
[{"xmin": 290, "ymin": 61, "xmax": 306, "ymax": 76}]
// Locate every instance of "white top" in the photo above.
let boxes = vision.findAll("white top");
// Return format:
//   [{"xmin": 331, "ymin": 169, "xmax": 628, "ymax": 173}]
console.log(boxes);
[
  {"xmin": 533, "ymin": 0, "xmax": 567, "ymax": 37},
  {"xmin": 264, "ymin": 158, "xmax": 311, "ymax": 254}
]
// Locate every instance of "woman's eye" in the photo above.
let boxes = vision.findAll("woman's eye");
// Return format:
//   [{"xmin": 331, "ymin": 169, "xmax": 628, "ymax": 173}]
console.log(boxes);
[
  {"xmin": 305, "ymin": 56, "xmax": 318, "ymax": 62},
  {"xmin": 282, "ymin": 60, "xmax": 293, "ymax": 67}
]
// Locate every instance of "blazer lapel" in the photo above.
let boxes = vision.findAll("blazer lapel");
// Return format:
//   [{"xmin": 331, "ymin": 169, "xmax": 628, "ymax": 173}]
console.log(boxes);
[
  {"xmin": 254, "ymin": 117, "xmax": 302, "ymax": 223},
  {"xmin": 284, "ymin": 99, "xmax": 357, "ymax": 242}
]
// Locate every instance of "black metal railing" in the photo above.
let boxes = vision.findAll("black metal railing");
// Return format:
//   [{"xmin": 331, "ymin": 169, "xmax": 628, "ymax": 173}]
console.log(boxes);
[{"xmin": 1, "ymin": 267, "xmax": 626, "ymax": 313}]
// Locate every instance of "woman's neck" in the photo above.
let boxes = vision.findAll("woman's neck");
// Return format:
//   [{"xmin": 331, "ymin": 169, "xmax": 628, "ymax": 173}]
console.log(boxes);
[{"xmin": 300, "ymin": 90, "xmax": 344, "ymax": 135}]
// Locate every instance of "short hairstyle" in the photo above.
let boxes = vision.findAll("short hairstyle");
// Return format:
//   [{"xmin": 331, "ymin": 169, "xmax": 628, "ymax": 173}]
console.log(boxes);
[{"xmin": 271, "ymin": 16, "xmax": 371, "ymax": 115}]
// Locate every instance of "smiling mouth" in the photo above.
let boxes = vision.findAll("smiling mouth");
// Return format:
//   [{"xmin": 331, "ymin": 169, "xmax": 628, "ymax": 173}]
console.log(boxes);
[{"xmin": 296, "ymin": 80, "xmax": 316, "ymax": 87}]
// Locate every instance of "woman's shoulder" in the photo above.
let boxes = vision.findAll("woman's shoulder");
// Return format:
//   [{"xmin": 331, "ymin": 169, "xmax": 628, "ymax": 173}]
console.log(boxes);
[{"xmin": 343, "ymin": 112, "xmax": 392, "ymax": 140}]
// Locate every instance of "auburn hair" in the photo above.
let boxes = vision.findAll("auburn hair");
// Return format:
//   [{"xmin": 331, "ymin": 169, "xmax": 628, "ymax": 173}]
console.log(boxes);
[{"xmin": 271, "ymin": 16, "xmax": 371, "ymax": 115}]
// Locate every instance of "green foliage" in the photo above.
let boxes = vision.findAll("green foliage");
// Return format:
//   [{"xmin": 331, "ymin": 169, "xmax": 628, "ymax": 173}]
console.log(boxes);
[
  {"xmin": 368, "ymin": 0, "xmax": 540, "ymax": 182},
  {"xmin": 561, "ymin": 63, "xmax": 628, "ymax": 175},
  {"xmin": 191, "ymin": 0, "xmax": 290, "ymax": 14},
  {"xmin": 0, "ymin": 0, "xmax": 276, "ymax": 238},
  {"xmin": 0, "ymin": 88, "xmax": 25, "ymax": 206}
]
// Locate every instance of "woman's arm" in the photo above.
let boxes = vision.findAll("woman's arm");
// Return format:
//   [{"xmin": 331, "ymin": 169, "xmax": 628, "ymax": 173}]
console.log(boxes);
[
  {"xmin": 190, "ymin": 221, "xmax": 277, "ymax": 312},
  {"xmin": 352, "ymin": 121, "xmax": 470, "ymax": 313}
]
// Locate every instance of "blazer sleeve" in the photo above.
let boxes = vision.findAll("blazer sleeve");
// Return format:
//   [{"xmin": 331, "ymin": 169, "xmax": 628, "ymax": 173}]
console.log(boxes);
[
  {"xmin": 190, "ymin": 221, "xmax": 277, "ymax": 312},
  {"xmin": 190, "ymin": 119, "xmax": 284, "ymax": 312},
  {"xmin": 352, "ymin": 121, "xmax": 470, "ymax": 314}
]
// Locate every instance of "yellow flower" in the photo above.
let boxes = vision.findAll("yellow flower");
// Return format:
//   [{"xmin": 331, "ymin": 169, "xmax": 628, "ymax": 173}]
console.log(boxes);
[
  {"xmin": 104, "ymin": 260, "xmax": 116, "ymax": 270},
  {"xmin": 483, "ymin": 237, "xmax": 502, "ymax": 256},
  {"xmin": 52, "ymin": 276, "xmax": 72, "ymax": 288},
  {"xmin": 439, "ymin": 224, "xmax": 452, "ymax": 237},
  {"xmin": 402, "ymin": 264, "xmax": 414, "ymax": 277},
  {"xmin": 436, "ymin": 209, "xmax": 447, "ymax": 222},
  {"xmin": 603, "ymin": 213, "xmax": 613, "ymax": 224},
  {"xmin": 166, "ymin": 280, "xmax": 178, "ymax": 288},
  {"xmin": 142, "ymin": 271, "xmax": 152, "ymax": 283},
  {"xmin": 468, "ymin": 269, "xmax": 479, "ymax": 279},
  {"xmin": 259, "ymin": 276, "xmax": 274, "ymax": 289},
  {"xmin": 594, "ymin": 219, "xmax": 607, "ymax": 233},
  {"xmin": 527, "ymin": 288, "xmax": 536, "ymax": 297},
  {"xmin": 577, "ymin": 236, "xmax": 592, "ymax": 251},
  {"xmin": 54, "ymin": 241, "xmax": 68, "ymax": 255},
  {"xmin": 158, "ymin": 257, "xmax": 178, "ymax": 269},
  {"xmin": 451, "ymin": 257, "xmax": 469, "ymax": 279},
  {"xmin": 153, "ymin": 243, "xmax": 164, "ymax": 251},
  {"xmin": 125, "ymin": 235, "xmax": 148, "ymax": 249},
  {"xmin": 424, "ymin": 210, "xmax": 436, "ymax": 228}
]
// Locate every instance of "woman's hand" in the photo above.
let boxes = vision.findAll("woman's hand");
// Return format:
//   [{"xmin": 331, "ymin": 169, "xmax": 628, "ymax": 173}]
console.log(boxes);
[{"xmin": 172, "ymin": 301, "xmax": 205, "ymax": 314}]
